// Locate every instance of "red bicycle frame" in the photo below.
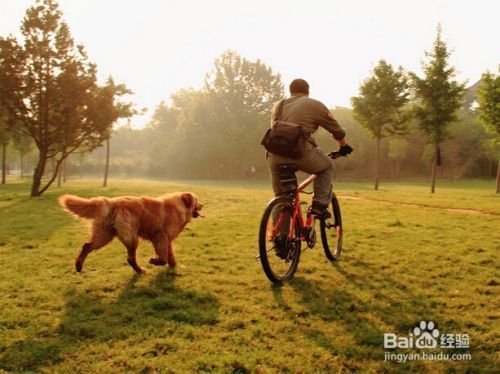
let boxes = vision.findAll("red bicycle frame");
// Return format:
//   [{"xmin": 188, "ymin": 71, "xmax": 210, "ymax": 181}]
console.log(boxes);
[
  {"xmin": 290, "ymin": 174, "xmax": 317, "ymax": 241},
  {"xmin": 268, "ymin": 174, "xmax": 317, "ymax": 242}
]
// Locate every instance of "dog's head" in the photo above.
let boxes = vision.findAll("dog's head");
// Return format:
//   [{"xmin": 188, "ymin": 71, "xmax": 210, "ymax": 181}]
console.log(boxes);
[{"xmin": 181, "ymin": 192, "xmax": 204, "ymax": 218}]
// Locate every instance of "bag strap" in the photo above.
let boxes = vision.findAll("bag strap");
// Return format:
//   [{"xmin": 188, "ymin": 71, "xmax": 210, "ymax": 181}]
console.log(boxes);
[{"xmin": 274, "ymin": 99, "xmax": 286, "ymax": 122}]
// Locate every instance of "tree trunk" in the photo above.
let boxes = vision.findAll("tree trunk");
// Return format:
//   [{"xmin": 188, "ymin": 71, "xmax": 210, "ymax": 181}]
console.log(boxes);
[
  {"xmin": 62, "ymin": 158, "xmax": 66, "ymax": 183},
  {"xmin": 20, "ymin": 151, "xmax": 24, "ymax": 179},
  {"xmin": 1, "ymin": 141, "xmax": 6, "ymax": 184},
  {"xmin": 50, "ymin": 157, "xmax": 55, "ymax": 178},
  {"xmin": 374, "ymin": 137, "xmax": 380, "ymax": 190},
  {"xmin": 57, "ymin": 162, "xmax": 62, "ymax": 187},
  {"xmin": 496, "ymin": 159, "xmax": 499, "ymax": 194},
  {"xmin": 103, "ymin": 138, "xmax": 110, "ymax": 187},
  {"xmin": 430, "ymin": 144, "xmax": 438, "ymax": 194},
  {"xmin": 31, "ymin": 149, "xmax": 48, "ymax": 196},
  {"xmin": 37, "ymin": 157, "xmax": 64, "ymax": 196}
]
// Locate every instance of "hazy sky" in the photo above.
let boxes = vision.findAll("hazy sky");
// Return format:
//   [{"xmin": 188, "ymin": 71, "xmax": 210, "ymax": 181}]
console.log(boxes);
[{"xmin": 1, "ymin": 0, "xmax": 499, "ymax": 128}]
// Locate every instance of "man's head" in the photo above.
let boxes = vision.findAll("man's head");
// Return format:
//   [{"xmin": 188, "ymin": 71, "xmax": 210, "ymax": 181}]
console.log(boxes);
[{"xmin": 289, "ymin": 79, "xmax": 309, "ymax": 96}]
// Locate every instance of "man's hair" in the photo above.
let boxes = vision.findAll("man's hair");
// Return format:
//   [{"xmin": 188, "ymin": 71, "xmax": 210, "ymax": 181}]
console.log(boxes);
[{"xmin": 289, "ymin": 79, "xmax": 309, "ymax": 95}]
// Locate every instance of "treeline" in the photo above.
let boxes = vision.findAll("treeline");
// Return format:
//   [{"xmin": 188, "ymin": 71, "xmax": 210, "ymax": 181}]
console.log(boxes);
[
  {"xmin": 1, "ymin": 1, "xmax": 499, "ymax": 195},
  {"xmin": 60, "ymin": 99, "xmax": 494, "ymax": 181},
  {"xmin": 71, "ymin": 33, "xmax": 499, "ymax": 190},
  {"xmin": 0, "ymin": 0, "xmax": 135, "ymax": 196},
  {"xmin": 3, "ymin": 51, "xmax": 497, "ymax": 184}
]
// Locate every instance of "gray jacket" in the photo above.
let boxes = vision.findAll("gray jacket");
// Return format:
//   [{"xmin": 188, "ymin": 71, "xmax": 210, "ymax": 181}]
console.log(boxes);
[{"xmin": 271, "ymin": 93, "xmax": 346, "ymax": 141}]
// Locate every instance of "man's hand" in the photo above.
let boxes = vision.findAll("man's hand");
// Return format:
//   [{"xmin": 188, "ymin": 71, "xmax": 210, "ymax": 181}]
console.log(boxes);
[
  {"xmin": 329, "ymin": 144, "xmax": 353, "ymax": 159},
  {"xmin": 338, "ymin": 144, "xmax": 353, "ymax": 156}
]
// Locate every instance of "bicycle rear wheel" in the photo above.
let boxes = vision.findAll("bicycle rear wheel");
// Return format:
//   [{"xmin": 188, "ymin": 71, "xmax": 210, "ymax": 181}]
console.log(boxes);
[
  {"xmin": 259, "ymin": 196, "xmax": 301, "ymax": 283},
  {"xmin": 320, "ymin": 194, "xmax": 342, "ymax": 261}
]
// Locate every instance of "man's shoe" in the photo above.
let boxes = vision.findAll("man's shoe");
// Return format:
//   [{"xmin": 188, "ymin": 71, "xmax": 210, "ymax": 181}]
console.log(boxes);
[
  {"xmin": 273, "ymin": 234, "xmax": 290, "ymax": 259},
  {"xmin": 309, "ymin": 204, "xmax": 332, "ymax": 220}
]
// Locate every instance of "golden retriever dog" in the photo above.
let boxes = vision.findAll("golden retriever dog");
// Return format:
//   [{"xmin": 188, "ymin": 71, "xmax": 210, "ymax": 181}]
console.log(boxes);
[{"xmin": 58, "ymin": 192, "xmax": 203, "ymax": 274}]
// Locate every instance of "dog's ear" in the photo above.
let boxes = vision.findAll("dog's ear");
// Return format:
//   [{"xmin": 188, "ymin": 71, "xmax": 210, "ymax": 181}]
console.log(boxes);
[{"xmin": 181, "ymin": 193, "xmax": 194, "ymax": 209}]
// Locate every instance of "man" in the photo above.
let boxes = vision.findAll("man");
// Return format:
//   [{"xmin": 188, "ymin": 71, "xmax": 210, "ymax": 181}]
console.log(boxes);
[{"xmin": 267, "ymin": 78, "xmax": 352, "ymax": 218}]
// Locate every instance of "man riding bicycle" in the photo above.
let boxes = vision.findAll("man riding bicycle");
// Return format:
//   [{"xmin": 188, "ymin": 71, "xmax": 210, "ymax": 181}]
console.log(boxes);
[{"xmin": 266, "ymin": 78, "xmax": 352, "ymax": 219}]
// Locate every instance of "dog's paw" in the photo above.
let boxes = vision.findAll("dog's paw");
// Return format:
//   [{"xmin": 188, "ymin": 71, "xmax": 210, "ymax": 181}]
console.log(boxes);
[
  {"xmin": 136, "ymin": 267, "xmax": 147, "ymax": 274},
  {"xmin": 75, "ymin": 261, "xmax": 83, "ymax": 273},
  {"xmin": 149, "ymin": 257, "xmax": 167, "ymax": 266}
]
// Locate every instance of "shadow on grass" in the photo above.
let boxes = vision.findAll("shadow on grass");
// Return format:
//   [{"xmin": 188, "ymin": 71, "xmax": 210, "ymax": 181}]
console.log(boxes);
[
  {"xmin": 0, "ymin": 191, "xmax": 73, "ymax": 246},
  {"xmin": 0, "ymin": 270, "xmax": 219, "ymax": 371},
  {"xmin": 270, "ymin": 258, "xmax": 491, "ymax": 371},
  {"xmin": 271, "ymin": 263, "xmax": 435, "ymax": 371}
]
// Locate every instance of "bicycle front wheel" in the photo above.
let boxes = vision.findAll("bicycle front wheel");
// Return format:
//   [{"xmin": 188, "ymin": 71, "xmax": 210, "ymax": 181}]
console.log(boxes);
[
  {"xmin": 320, "ymin": 194, "xmax": 342, "ymax": 261},
  {"xmin": 258, "ymin": 196, "xmax": 301, "ymax": 283}
]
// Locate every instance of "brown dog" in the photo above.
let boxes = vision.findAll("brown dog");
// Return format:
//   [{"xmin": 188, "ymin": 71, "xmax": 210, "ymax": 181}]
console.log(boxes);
[{"xmin": 58, "ymin": 192, "xmax": 203, "ymax": 273}]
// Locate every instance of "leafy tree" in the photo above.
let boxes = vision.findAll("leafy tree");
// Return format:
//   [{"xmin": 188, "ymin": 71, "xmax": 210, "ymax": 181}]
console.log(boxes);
[
  {"xmin": 147, "ymin": 51, "xmax": 283, "ymax": 179},
  {"xmin": 100, "ymin": 77, "xmax": 139, "ymax": 187},
  {"xmin": 1, "ymin": 0, "xmax": 134, "ymax": 196},
  {"xmin": 205, "ymin": 50, "xmax": 284, "ymax": 177},
  {"xmin": 411, "ymin": 26, "xmax": 466, "ymax": 193},
  {"xmin": 0, "ymin": 35, "xmax": 25, "ymax": 184},
  {"xmin": 476, "ymin": 69, "xmax": 500, "ymax": 192},
  {"xmin": 351, "ymin": 59, "xmax": 410, "ymax": 190},
  {"xmin": 0, "ymin": 109, "xmax": 8, "ymax": 184}
]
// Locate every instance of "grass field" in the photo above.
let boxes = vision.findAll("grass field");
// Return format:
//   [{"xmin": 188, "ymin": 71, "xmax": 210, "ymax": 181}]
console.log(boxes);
[{"xmin": 0, "ymin": 178, "xmax": 498, "ymax": 373}]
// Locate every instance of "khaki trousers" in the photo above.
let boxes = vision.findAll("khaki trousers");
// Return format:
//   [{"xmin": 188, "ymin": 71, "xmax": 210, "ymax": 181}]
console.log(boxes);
[{"xmin": 267, "ymin": 142, "xmax": 334, "ymax": 206}]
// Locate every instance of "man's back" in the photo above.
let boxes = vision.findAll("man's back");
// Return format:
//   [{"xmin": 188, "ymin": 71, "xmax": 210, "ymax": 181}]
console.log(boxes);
[{"xmin": 272, "ymin": 94, "xmax": 346, "ymax": 140}]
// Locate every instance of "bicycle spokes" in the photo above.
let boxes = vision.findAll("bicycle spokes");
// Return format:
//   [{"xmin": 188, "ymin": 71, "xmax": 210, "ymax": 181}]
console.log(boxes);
[
  {"xmin": 267, "ymin": 211, "xmax": 286, "ymax": 241},
  {"xmin": 320, "ymin": 196, "xmax": 342, "ymax": 261},
  {"xmin": 259, "ymin": 197, "xmax": 301, "ymax": 282}
]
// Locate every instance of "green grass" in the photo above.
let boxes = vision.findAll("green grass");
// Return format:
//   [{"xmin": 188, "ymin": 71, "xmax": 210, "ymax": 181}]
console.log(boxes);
[{"xmin": 0, "ymin": 178, "xmax": 498, "ymax": 372}]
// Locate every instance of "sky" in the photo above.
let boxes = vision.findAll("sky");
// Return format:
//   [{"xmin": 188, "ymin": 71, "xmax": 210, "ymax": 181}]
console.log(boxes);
[{"xmin": 1, "ymin": 0, "xmax": 499, "ymax": 128}]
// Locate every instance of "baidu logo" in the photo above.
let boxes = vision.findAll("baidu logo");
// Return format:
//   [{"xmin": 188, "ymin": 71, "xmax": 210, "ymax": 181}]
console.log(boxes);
[
  {"xmin": 384, "ymin": 320, "xmax": 440, "ymax": 349},
  {"xmin": 413, "ymin": 321, "xmax": 439, "ymax": 349},
  {"xmin": 383, "ymin": 320, "xmax": 471, "ymax": 362}
]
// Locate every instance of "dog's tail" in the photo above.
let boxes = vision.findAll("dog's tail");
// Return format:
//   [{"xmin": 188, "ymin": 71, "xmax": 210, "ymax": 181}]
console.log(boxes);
[{"xmin": 58, "ymin": 194, "xmax": 107, "ymax": 219}]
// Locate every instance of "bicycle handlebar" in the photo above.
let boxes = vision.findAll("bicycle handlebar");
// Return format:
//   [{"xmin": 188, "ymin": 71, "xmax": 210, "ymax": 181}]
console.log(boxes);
[
  {"xmin": 328, "ymin": 144, "xmax": 353, "ymax": 159},
  {"xmin": 328, "ymin": 151, "xmax": 343, "ymax": 159}
]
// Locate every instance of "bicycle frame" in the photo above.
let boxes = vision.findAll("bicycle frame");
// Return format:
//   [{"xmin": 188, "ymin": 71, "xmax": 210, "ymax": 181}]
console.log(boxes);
[
  {"xmin": 268, "ymin": 174, "xmax": 317, "ymax": 243},
  {"xmin": 291, "ymin": 174, "xmax": 317, "ymax": 241}
]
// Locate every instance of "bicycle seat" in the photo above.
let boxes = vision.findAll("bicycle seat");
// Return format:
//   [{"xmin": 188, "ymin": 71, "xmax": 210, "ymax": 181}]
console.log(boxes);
[
  {"xmin": 277, "ymin": 164, "xmax": 298, "ymax": 193},
  {"xmin": 277, "ymin": 164, "xmax": 299, "ymax": 174}
]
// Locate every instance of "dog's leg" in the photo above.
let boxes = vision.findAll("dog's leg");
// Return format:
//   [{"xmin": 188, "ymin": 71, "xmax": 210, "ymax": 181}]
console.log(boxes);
[
  {"xmin": 126, "ymin": 242, "xmax": 145, "ymax": 274},
  {"xmin": 149, "ymin": 235, "xmax": 169, "ymax": 266},
  {"xmin": 118, "ymin": 235, "xmax": 145, "ymax": 274},
  {"xmin": 167, "ymin": 242, "xmax": 177, "ymax": 268},
  {"xmin": 75, "ymin": 242, "xmax": 92, "ymax": 273},
  {"xmin": 75, "ymin": 226, "xmax": 114, "ymax": 272},
  {"xmin": 114, "ymin": 211, "xmax": 144, "ymax": 274}
]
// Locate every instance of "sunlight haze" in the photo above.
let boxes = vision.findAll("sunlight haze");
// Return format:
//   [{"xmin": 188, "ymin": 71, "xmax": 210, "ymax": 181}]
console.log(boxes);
[{"xmin": 2, "ymin": 0, "xmax": 499, "ymax": 128}]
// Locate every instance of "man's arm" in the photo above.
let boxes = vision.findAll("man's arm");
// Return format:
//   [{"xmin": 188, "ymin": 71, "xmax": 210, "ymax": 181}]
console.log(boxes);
[
  {"xmin": 316, "ymin": 103, "xmax": 346, "ymax": 141},
  {"xmin": 337, "ymin": 137, "xmax": 348, "ymax": 146}
]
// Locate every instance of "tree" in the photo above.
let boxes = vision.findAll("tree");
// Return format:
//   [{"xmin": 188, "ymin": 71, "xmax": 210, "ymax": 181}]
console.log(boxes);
[
  {"xmin": 411, "ymin": 26, "xmax": 466, "ymax": 193},
  {"xmin": 205, "ymin": 50, "xmax": 284, "ymax": 177},
  {"xmin": 476, "ymin": 69, "xmax": 500, "ymax": 193},
  {"xmin": 351, "ymin": 59, "xmax": 410, "ymax": 190},
  {"xmin": 0, "ymin": 110, "xmax": 8, "ymax": 184},
  {"xmin": 100, "ymin": 77, "xmax": 139, "ymax": 187},
  {"xmin": 2, "ymin": 0, "xmax": 133, "ymax": 196},
  {"xmin": 0, "ymin": 35, "xmax": 25, "ymax": 184},
  {"xmin": 144, "ymin": 51, "xmax": 283, "ymax": 179}
]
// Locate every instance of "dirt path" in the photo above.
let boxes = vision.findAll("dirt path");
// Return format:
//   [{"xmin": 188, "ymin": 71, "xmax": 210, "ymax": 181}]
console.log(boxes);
[{"xmin": 337, "ymin": 195, "xmax": 498, "ymax": 217}]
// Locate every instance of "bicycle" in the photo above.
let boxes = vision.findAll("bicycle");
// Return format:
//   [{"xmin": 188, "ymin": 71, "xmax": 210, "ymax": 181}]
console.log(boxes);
[{"xmin": 257, "ymin": 151, "xmax": 346, "ymax": 283}]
